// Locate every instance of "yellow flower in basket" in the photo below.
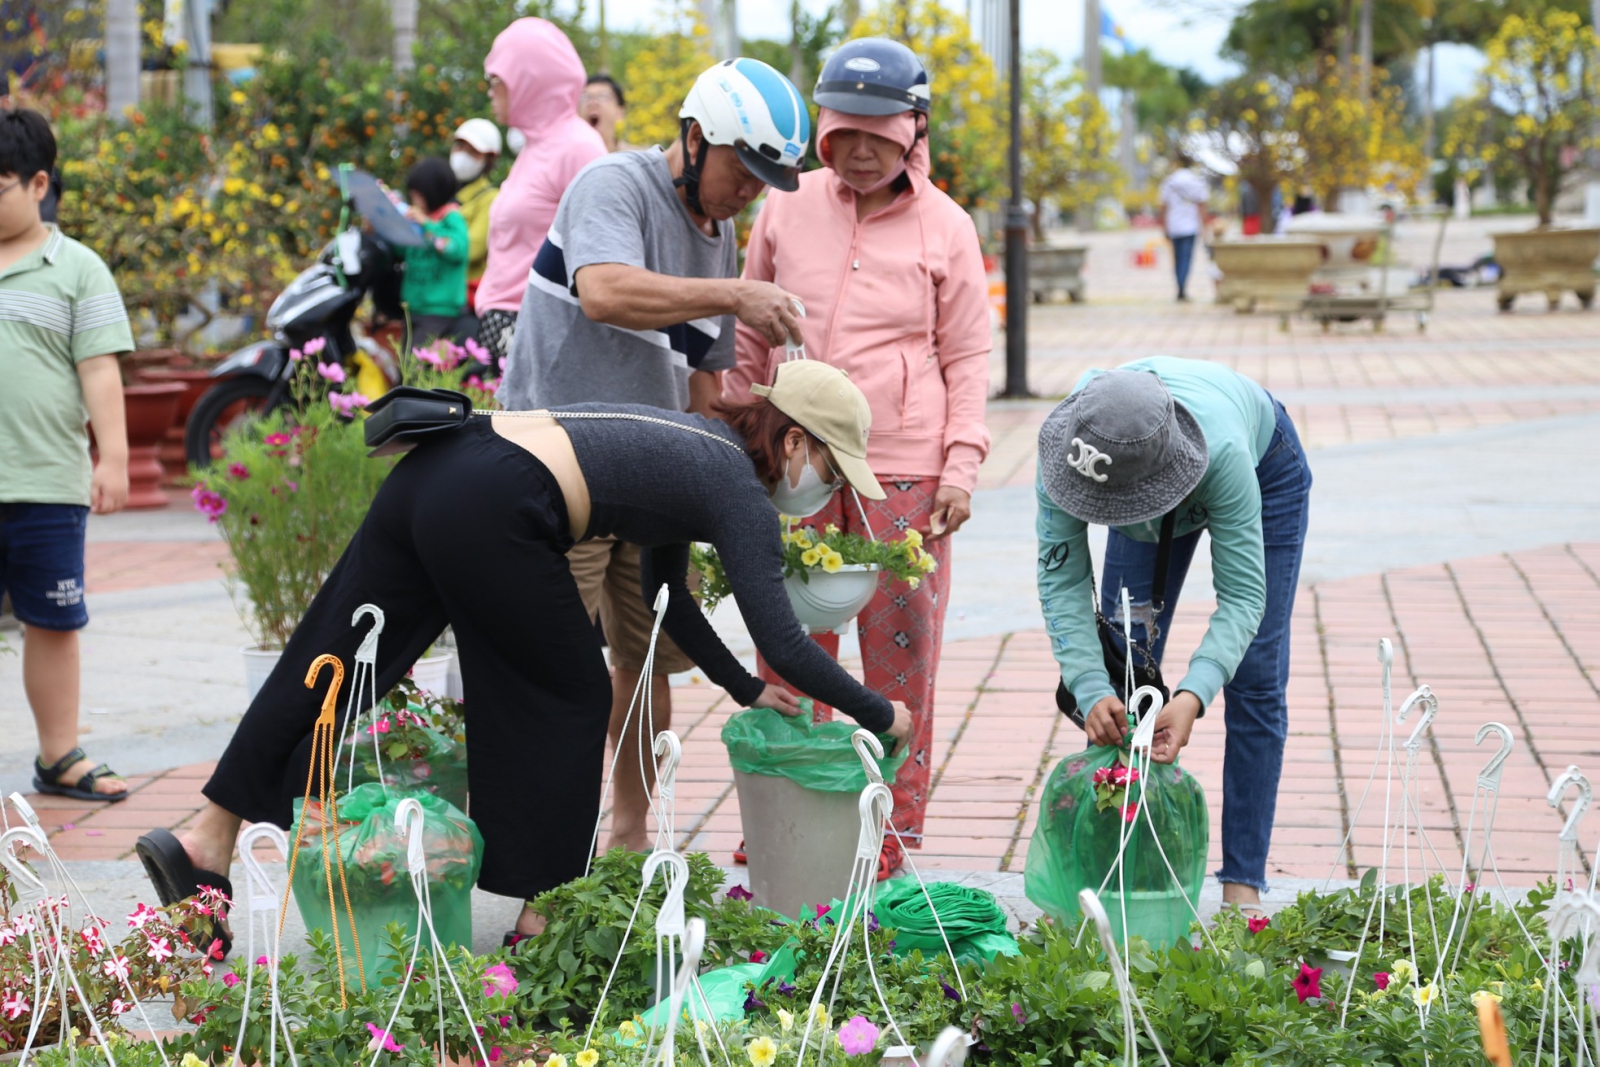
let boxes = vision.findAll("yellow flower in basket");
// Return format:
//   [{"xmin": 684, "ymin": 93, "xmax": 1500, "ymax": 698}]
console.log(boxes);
[
  {"xmin": 820, "ymin": 547, "xmax": 844, "ymax": 574},
  {"xmin": 793, "ymin": 532, "xmax": 813, "ymax": 550},
  {"xmin": 801, "ymin": 547, "xmax": 823, "ymax": 567},
  {"xmin": 902, "ymin": 528, "xmax": 923, "ymax": 549}
]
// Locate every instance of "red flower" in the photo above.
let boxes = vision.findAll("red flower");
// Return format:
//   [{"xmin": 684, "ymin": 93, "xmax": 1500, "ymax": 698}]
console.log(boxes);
[
  {"xmin": 750, "ymin": 950, "xmax": 767, "ymax": 963},
  {"xmin": 1122, "ymin": 802, "xmax": 1140, "ymax": 823},
  {"xmin": 1293, "ymin": 962, "xmax": 1323, "ymax": 1003},
  {"xmin": 1247, "ymin": 916, "xmax": 1270, "ymax": 934},
  {"xmin": 1373, "ymin": 972, "xmax": 1390, "ymax": 990}
]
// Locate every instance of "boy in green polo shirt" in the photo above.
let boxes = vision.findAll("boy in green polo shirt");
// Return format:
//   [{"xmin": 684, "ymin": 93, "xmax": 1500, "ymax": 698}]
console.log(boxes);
[{"xmin": 0, "ymin": 108, "xmax": 136, "ymax": 801}]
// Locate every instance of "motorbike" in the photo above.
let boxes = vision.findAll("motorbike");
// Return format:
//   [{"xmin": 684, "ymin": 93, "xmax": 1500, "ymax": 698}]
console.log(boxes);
[{"xmin": 183, "ymin": 173, "xmax": 480, "ymax": 469}]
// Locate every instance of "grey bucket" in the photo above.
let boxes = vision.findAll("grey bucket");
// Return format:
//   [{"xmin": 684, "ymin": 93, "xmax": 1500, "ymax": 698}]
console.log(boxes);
[{"xmin": 734, "ymin": 769, "xmax": 864, "ymax": 919}]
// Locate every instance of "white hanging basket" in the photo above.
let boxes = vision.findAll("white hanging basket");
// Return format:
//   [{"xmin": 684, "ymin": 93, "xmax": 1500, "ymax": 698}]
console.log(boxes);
[
  {"xmin": 783, "ymin": 564, "xmax": 880, "ymax": 634},
  {"xmin": 409, "ymin": 650, "xmax": 454, "ymax": 694}
]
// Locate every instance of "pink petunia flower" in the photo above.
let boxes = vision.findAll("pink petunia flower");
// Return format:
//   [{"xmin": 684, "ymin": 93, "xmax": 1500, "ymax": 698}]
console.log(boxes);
[
  {"xmin": 127, "ymin": 903, "xmax": 158, "ymax": 930},
  {"xmin": 481, "ymin": 962, "xmax": 518, "ymax": 999},
  {"xmin": 1374, "ymin": 972, "xmax": 1390, "ymax": 990},
  {"xmin": 111, "ymin": 998, "xmax": 131, "ymax": 1015},
  {"xmin": 366, "ymin": 1023, "xmax": 404, "ymax": 1052},
  {"xmin": 223, "ymin": 972, "xmax": 240, "ymax": 988},
  {"xmin": 837, "ymin": 1015, "xmax": 880, "ymax": 1055},
  {"xmin": 0, "ymin": 926, "xmax": 15, "ymax": 947},
  {"xmin": 750, "ymin": 950, "xmax": 767, "ymax": 963},
  {"xmin": 80, "ymin": 926, "xmax": 105, "ymax": 956},
  {"xmin": 726, "ymin": 885, "xmax": 753, "ymax": 902},
  {"xmin": 316, "ymin": 361, "xmax": 346, "ymax": 383},
  {"xmin": 1292, "ymin": 962, "xmax": 1323, "ymax": 1003},
  {"xmin": 1010, "ymin": 1002, "xmax": 1027, "ymax": 1025},
  {"xmin": 1247, "ymin": 916, "xmax": 1270, "ymax": 934},
  {"xmin": 2, "ymin": 991, "xmax": 30, "ymax": 1020},
  {"xmin": 102, "ymin": 954, "xmax": 131, "ymax": 981}
]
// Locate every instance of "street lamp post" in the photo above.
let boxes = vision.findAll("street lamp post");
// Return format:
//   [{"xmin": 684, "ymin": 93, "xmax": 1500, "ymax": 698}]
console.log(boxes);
[{"xmin": 1002, "ymin": 0, "xmax": 1030, "ymax": 398}]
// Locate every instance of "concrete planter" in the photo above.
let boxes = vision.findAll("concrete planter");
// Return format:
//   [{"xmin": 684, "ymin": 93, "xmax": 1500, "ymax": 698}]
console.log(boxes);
[
  {"xmin": 733, "ymin": 769, "xmax": 864, "ymax": 919},
  {"xmin": 1211, "ymin": 239, "xmax": 1324, "ymax": 313},
  {"xmin": 1491, "ymin": 226, "xmax": 1600, "ymax": 311},
  {"xmin": 122, "ymin": 381, "xmax": 188, "ymax": 508},
  {"xmin": 783, "ymin": 565, "xmax": 880, "ymax": 635},
  {"xmin": 1028, "ymin": 244, "xmax": 1088, "ymax": 303}
]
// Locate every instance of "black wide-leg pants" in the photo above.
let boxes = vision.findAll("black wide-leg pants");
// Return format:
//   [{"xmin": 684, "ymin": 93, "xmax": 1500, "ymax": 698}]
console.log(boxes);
[{"xmin": 205, "ymin": 418, "xmax": 612, "ymax": 899}]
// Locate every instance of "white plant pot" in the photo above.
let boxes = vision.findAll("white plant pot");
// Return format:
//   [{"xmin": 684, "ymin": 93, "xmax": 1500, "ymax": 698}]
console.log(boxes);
[
  {"xmin": 409, "ymin": 651, "xmax": 454, "ymax": 695},
  {"xmin": 241, "ymin": 644, "xmax": 284, "ymax": 701},
  {"xmin": 783, "ymin": 564, "xmax": 880, "ymax": 635}
]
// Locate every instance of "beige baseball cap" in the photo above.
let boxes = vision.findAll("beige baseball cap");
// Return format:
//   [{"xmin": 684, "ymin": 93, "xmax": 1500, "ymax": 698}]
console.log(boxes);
[{"xmin": 751, "ymin": 360, "xmax": 886, "ymax": 500}]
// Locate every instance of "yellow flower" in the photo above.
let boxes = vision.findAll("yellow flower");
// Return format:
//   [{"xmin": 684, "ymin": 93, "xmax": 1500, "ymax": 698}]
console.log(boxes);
[
  {"xmin": 902, "ymin": 528, "xmax": 923, "ymax": 549},
  {"xmin": 181, "ymin": 1057, "xmax": 206, "ymax": 1067},
  {"xmin": 820, "ymin": 549, "xmax": 843, "ymax": 574},
  {"xmin": 793, "ymin": 533, "xmax": 813, "ymax": 550},
  {"xmin": 1471, "ymin": 989, "xmax": 1503, "ymax": 1008},
  {"xmin": 813, "ymin": 1004, "xmax": 831, "ymax": 1030},
  {"xmin": 801, "ymin": 547, "xmax": 823, "ymax": 567},
  {"xmin": 746, "ymin": 1036, "xmax": 778, "ymax": 1067},
  {"xmin": 618, "ymin": 1019, "xmax": 638, "ymax": 1037},
  {"xmin": 777, "ymin": 1008, "xmax": 794, "ymax": 1031},
  {"xmin": 908, "ymin": 576, "xmax": 921, "ymax": 590},
  {"xmin": 1390, "ymin": 959, "xmax": 1417, "ymax": 985},
  {"xmin": 824, "ymin": 523, "xmax": 840, "ymax": 535},
  {"xmin": 1412, "ymin": 982, "xmax": 1437, "ymax": 1009},
  {"xmin": 576, "ymin": 1050, "xmax": 600, "ymax": 1067},
  {"xmin": 547, "ymin": 1056, "xmax": 569, "ymax": 1067},
  {"xmin": 229, "ymin": 90, "xmax": 247, "ymax": 105}
]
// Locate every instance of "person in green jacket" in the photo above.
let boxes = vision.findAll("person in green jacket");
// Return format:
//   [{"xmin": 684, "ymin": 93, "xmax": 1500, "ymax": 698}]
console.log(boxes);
[
  {"xmin": 1035, "ymin": 357, "xmax": 1312, "ymax": 920},
  {"xmin": 402, "ymin": 157, "xmax": 470, "ymax": 345}
]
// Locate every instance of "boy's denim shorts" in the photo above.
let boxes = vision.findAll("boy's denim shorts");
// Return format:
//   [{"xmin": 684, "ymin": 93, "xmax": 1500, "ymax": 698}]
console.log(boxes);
[{"xmin": 0, "ymin": 503, "xmax": 90, "ymax": 631}]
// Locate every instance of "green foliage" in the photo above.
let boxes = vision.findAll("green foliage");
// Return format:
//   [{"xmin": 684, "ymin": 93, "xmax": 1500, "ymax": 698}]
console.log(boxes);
[
  {"xmin": 1023, "ymin": 50, "xmax": 1121, "ymax": 238},
  {"xmin": 1222, "ymin": 0, "xmax": 1430, "ymax": 74},
  {"xmin": 1102, "ymin": 47, "xmax": 1206, "ymax": 156},
  {"xmin": 192, "ymin": 359, "xmax": 395, "ymax": 648}
]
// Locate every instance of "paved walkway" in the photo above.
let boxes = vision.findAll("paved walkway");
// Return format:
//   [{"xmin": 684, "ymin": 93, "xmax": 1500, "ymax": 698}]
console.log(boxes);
[{"xmin": 6, "ymin": 216, "xmax": 1599, "ymax": 910}]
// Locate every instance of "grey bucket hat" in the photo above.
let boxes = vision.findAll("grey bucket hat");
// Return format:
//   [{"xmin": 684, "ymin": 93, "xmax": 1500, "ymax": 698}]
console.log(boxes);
[{"xmin": 1038, "ymin": 369, "xmax": 1209, "ymax": 526}]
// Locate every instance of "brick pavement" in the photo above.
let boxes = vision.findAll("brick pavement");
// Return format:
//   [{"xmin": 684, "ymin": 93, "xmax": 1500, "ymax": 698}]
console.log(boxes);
[{"xmin": 37, "ymin": 542, "xmax": 1599, "ymax": 891}]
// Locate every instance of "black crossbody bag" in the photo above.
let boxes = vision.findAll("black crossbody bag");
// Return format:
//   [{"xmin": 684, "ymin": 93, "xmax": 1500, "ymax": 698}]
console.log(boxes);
[
  {"xmin": 362, "ymin": 387, "xmax": 473, "ymax": 456},
  {"xmin": 1054, "ymin": 510, "xmax": 1177, "ymax": 728}
]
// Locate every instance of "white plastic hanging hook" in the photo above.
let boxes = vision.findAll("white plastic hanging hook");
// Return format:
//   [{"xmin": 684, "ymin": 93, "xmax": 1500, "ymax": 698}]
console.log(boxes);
[
  {"xmin": 642, "ymin": 849, "xmax": 690, "ymax": 939},
  {"xmin": 923, "ymin": 1028, "xmax": 971, "ymax": 1066},
  {"xmin": 783, "ymin": 300, "xmax": 808, "ymax": 360},
  {"xmin": 1127, "ymin": 685, "xmax": 1167, "ymax": 754},
  {"xmin": 651, "ymin": 582, "xmax": 671, "ymax": 618},
  {"xmin": 393, "ymin": 796, "xmax": 428, "ymax": 876},
  {"xmin": 6, "ymin": 792, "xmax": 41, "ymax": 831},
  {"xmin": 855, "ymin": 783, "xmax": 894, "ymax": 860},
  {"xmin": 1474, "ymin": 722, "xmax": 1515, "ymax": 792},
  {"xmin": 654, "ymin": 730, "xmax": 682, "ymax": 801},
  {"xmin": 851, "ymin": 728, "xmax": 886, "ymax": 785},
  {"xmin": 352, "ymin": 603, "xmax": 385, "ymax": 667},
  {"xmin": 237, "ymin": 823, "xmax": 291, "ymax": 916},
  {"xmin": 1547, "ymin": 765, "xmax": 1592, "ymax": 844},
  {"xmin": 0, "ymin": 826, "xmax": 50, "ymax": 903},
  {"xmin": 655, "ymin": 916, "xmax": 708, "ymax": 1066},
  {"xmin": 1395, "ymin": 685, "xmax": 1438, "ymax": 752}
]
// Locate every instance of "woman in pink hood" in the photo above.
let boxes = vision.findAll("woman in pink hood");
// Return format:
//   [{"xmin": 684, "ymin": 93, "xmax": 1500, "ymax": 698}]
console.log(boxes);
[
  {"xmin": 724, "ymin": 39, "xmax": 992, "ymax": 880},
  {"xmin": 475, "ymin": 18, "xmax": 605, "ymax": 366}
]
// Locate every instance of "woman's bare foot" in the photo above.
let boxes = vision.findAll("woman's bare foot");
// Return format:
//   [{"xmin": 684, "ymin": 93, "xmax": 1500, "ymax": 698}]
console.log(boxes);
[
  {"xmin": 605, "ymin": 828, "xmax": 651, "ymax": 854},
  {"xmin": 174, "ymin": 803, "xmax": 244, "ymax": 880},
  {"xmin": 515, "ymin": 904, "xmax": 547, "ymax": 937}
]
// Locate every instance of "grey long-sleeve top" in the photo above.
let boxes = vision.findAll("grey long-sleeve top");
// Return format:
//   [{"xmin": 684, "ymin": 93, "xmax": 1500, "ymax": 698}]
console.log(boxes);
[{"xmin": 553, "ymin": 403, "xmax": 895, "ymax": 733}]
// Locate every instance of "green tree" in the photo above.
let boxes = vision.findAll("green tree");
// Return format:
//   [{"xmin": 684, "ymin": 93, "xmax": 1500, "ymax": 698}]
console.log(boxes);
[
  {"xmin": 1222, "ymin": 0, "xmax": 1431, "ymax": 73},
  {"xmin": 620, "ymin": 0, "xmax": 714, "ymax": 149},
  {"xmin": 1023, "ymin": 50, "xmax": 1120, "ymax": 239},
  {"xmin": 1102, "ymin": 47, "xmax": 1206, "ymax": 158},
  {"xmin": 1202, "ymin": 73, "xmax": 1300, "ymax": 233}
]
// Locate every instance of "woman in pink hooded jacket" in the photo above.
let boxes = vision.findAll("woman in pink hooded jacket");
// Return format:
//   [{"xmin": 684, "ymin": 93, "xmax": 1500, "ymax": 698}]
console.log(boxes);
[
  {"xmin": 475, "ymin": 18, "xmax": 606, "ymax": 367},
  {"xmin": 724, "ymin": 39, "xmax": 992, "ymax": 880}
]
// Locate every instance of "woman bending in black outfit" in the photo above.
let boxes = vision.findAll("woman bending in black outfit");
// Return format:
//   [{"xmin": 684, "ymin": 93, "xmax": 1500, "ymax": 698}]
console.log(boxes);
[{"xmin": 137, "ymin": 360, "xmax": 912, "ymax": 942}]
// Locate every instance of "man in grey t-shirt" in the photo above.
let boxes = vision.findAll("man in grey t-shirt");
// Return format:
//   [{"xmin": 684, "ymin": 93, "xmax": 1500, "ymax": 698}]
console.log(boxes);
[{"xmin": 498, "ymin": 58, "xmax": 811, "ymax": 857}]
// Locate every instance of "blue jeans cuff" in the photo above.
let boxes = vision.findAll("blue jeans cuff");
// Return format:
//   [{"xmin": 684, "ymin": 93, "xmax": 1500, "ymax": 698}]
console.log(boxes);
[{"xmin": 1215, "ymin": 870, "xmax": 1270, "ymax": 893}]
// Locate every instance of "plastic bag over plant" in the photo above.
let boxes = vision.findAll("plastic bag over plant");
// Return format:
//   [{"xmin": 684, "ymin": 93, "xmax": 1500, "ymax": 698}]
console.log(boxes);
[
  {"xmin": 722, "ymin": 705, "xmax": 906, "ymax": 792},
  {"xmin": 1024, "ymin": 740, "xmax": 1208, "ymax": 948},
  {"xmin": 291, "ymin": 783, "xmax": 483, "ymax": 985}
]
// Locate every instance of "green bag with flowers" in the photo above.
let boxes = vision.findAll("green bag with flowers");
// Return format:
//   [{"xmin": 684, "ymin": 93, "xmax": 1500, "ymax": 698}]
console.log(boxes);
[
  {"xmin": 1023, "ymin": 742, "xmax": 1208, "ymax": 948},
  {"xmin": 722, "ymin": 706, "xmax": 906, "ymax": 792},
  {"xmin": 346, "ymin": 699, "xmax": 469, "ymax": 813},
  {"xmin": 290, "ymin": 783, "xmax": 483, "ymax": 985}
]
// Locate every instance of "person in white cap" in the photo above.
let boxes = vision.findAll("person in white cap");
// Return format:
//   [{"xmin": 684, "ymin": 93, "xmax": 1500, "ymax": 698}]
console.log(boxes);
[{"xmin": 450, "ymin": 118, "xmax": 502, "ymax": 307}]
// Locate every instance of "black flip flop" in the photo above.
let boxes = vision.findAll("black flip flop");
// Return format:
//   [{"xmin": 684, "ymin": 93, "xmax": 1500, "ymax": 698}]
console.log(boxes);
[
  {"xmin": 135, "ymin": 828, "xmax": 234, "ymax": 957},
  {"xmin": 32, "ymin": 748, "xmax": 128, "ymax": 803}
]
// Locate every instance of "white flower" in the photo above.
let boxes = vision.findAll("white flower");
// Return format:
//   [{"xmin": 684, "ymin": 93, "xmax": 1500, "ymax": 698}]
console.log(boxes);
[
  {"xmin": 777, "ymin": 1008, "xmax": 794, "ymax": 1032},
  {"xmin": 1390, "ymin": 959, "xmax": 1418, "ymax": 985},
  {"xmin": 102, "ymin": 954, "xmax": 131, "ymax": 981}
]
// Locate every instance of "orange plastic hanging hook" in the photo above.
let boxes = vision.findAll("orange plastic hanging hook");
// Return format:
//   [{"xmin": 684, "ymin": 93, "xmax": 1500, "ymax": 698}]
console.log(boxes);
[{"xmin": 304, "ymin": 653, "xmax": 345, "ymax": 725}]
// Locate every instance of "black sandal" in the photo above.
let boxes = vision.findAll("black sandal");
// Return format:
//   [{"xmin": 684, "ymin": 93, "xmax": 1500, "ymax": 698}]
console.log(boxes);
[
  {"xmin": 135, "ymin": 828, "xmax": 234, "ymax": 957},
  {"xmin": 33, "ymin": 748, "xmax": 127, "ymax": 802}
]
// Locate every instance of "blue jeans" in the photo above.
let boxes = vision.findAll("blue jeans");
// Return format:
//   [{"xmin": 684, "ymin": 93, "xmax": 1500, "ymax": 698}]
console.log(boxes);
[
  {"xmin": 1171, "ymin": 234, "xmax": 1197, "ymax": 298},
  {"xmin": 1100, "ymin": 399, "xmax": 1311, "ymax": 890}
]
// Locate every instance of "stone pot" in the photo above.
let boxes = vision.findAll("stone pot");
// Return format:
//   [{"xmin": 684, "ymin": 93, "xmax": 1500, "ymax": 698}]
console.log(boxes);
[
  {"xmin": 133, "ymin": 366, "xmax": 219, "ymax": 484},
  {"xmin": 1491, "ymin": 226, "xmax": 1600, "ymax": 311},
  {"xmin": 122, "ymin": 381, "xmax": 188, "ymax": 508},
  {"xmin": 1211, "ymin": 239, "xmax": 1325, "ymax": 313}
]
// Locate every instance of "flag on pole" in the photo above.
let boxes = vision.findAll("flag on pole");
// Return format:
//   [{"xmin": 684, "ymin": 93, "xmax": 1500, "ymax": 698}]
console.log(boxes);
[{"xmin": 1100, "ymin": 6, "xmax": 1129, "ymax": 50}]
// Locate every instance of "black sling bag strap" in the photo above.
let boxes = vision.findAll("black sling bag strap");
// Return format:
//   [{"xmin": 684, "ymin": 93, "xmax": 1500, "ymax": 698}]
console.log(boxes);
[{"xmin": 1055, "ymin": 509, "xmax": 1178, "ymax": 729}]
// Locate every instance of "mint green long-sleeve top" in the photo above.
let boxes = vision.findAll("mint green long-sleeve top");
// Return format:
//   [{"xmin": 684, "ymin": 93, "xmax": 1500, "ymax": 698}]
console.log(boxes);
[{"xmin": 1036, "ymin": 357, "xmax": 1278, "ymax": 712}]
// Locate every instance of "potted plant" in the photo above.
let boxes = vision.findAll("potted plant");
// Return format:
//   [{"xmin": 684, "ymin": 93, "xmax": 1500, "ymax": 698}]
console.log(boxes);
[
  {"xmin": 693, "ymin": 521, "xmax": 937, "ymax": 634},
  {"xmin": 1446, "ymin": 9, "xmax": 1600, "ymax": 311},
  {"xmin": 118, "ymin": 367, "xmax": 187, "ymax": 510}
]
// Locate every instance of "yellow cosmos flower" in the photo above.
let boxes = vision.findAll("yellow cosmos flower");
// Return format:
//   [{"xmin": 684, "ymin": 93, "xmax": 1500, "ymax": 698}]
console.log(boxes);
[
  {"xmin": 801, "ymin": 547, "xmax": 823, "ymax": 567},
  {"xmin": 747, "ymin": 1036, "xmax": 778, "ymax": 1067},
  {"xmin": 777, "ymin": 1008, "xmax": 794, "ymax": 1031},
  {"xmin": 1471, "ymin": 989, "xmax": 1503, "ymax": 1008}
]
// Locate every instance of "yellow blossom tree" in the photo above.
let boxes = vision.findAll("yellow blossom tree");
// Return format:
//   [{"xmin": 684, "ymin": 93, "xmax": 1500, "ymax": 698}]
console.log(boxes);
[
  {"xmin": 849, "ymin": 0, "xmax": 1004, "ymax": 210},
  {"xmin": 1202, "ymin": 74, "xmax": 1300, "ymax": 234},
  {"xmin": 1286, "ymin": 56, "xmax": 1425, "ymax": 212},
  {"xmin": 1023, "ymin": 50, "xmax": 1120, "ymax": 240},
  {"xmin": 1444, "ymin": 9, "xmax": 1600, "ymax": 226},
  {"xmin": 620, "ymin": 0, "xmax": 715, "ymax": 150}
]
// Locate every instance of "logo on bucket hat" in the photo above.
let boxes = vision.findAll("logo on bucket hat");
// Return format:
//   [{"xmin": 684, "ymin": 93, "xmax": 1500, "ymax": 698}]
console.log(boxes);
[{"xmin": 1065, "ymin": 438, "xmax": 1113, "ymax": 482}]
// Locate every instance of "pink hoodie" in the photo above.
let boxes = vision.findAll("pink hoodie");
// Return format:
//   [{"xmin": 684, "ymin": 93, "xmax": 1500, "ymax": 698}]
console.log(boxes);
[
  {"xmin": 725, "ymin": 111, "xmax": 992, "ymax": 494},
  {"xmin": 474, "ymin": 19, "xmax": 606, "ymax": 315}
]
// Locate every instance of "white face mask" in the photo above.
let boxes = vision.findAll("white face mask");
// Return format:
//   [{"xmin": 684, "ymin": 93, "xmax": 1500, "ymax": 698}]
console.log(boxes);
[
  {"xmin": 450, "ymin": 150, "xmax": 485, "ymax": 182},
  {"xmin": 505, "ymin": 127, "xmax": 526, "ymax": 155},
  {"xmin": 770, "ymin": 438, "xmax": 841, "ymax": 519}
]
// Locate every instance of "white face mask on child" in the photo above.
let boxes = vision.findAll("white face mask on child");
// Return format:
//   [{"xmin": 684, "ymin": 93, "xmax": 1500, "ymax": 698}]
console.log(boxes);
[
  {"xmin": 449, "ymin": 151, "xmax": 485, "ymax": 182},
  {"xmin": 769, "ymin": 438, "xmax": 841, "ymax": 519}
]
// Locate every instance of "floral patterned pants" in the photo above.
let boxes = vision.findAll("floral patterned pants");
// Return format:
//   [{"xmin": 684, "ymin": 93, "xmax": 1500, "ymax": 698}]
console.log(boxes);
[{"xmin": 757, "ymin": 478, "xmax": 953, "ymax": 848}]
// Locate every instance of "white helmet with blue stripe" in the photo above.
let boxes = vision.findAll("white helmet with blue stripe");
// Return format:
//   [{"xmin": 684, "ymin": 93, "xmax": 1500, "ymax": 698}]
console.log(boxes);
[{"xmin": 678, "ymin": 58, "xmax": 810, "ymax": 202}]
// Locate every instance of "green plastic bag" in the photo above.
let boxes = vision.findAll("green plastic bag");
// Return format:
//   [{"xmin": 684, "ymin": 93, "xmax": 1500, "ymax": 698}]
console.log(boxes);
[
  {"xmin": 290, "ymin": 783, "xmax": 483, "ymax": 985},
  {"xmin": 347, "ymin": 705, "xmax": 469, "ymax": 813},
  {"xmin": 634, "ymin": 961, "xmax": 768, "ymax": 1027},
  {"xmin": 870, "ymin": 879, "xmax": 1019, "ymax": 964},
  {"xmin": 721, "ymin": 705, "xmax": 906, "ymax": 792},
  {"xmin": 1023, "ymin": 744, "xmax": 1208, "ymax": 948}
]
